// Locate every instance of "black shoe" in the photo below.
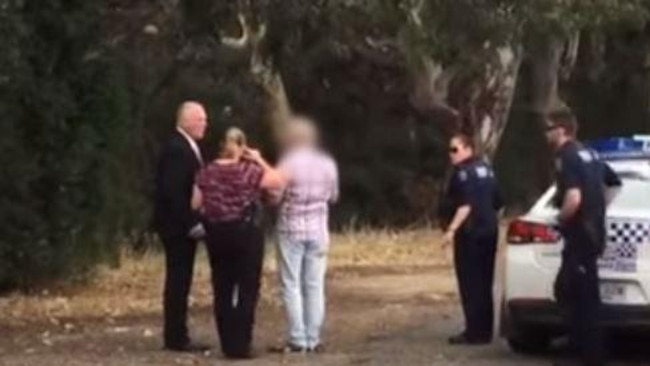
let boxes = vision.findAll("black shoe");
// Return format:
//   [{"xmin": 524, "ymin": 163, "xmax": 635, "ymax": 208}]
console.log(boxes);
[
  {"xmin": 164, "ymin": 341, "xmax": 211, "ymax": 353},
  {"xmin": 268, "ymin": 343, "xmax": 306, "ymax": 354},
  {"xmin": 448, "ymin": 333, "xmax": 491, "ymax": 345}
]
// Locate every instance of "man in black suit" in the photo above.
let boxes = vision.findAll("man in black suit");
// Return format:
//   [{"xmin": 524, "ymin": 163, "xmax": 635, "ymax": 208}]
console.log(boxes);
[{"xmin": 154, "ymin": 101, "xmax": 208, "ymax": 352}]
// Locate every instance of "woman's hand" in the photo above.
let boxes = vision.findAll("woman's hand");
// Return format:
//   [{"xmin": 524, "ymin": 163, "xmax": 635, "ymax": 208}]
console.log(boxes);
[
  {"xmin": 242, "ymin": 147, "xmax": 263, "ymax": 163},
  {"xmin": 241, "ymin": 147, "xmax": 286, "ymax": 191},
  {"xmin": 442, "ymin": 229, "xmax": 455, "ymax": 249}
]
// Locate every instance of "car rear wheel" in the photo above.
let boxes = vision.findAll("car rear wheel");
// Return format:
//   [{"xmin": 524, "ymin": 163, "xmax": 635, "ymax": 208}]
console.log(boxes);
[
  {"xmin": 501, "ymin": 300, "xmax": 552, "ymax": 354},
  {"xmin": 507, "ymin": 331, "xmax": 551, "ymax": 354}
]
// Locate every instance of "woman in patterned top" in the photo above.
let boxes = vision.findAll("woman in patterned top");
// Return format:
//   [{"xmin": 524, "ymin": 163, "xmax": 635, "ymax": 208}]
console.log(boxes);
[{"xmin": 193, "ymin": 127, "xmax": 284, "ymax": 359}]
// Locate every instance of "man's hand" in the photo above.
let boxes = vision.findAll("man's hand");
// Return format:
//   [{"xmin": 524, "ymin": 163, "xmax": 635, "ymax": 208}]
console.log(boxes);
[{"xmin": 188, "ymin": 223, "xmax": 206, "ymax": 240}]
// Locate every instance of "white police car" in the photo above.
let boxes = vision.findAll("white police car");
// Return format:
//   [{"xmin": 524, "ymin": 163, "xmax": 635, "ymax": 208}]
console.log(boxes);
[{"xmin": 501, "ymin": 136, "xmax": 650, "ymax": 353}]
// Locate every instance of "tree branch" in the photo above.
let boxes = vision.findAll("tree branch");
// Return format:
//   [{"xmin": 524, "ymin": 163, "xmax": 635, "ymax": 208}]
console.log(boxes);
[
  {"xmin": 560, "ymin": 31, "xmax": 581, "ymax": 81},
  {"xmin": 221, "ymin": 13, "xmax": 250, "ymax": 49},
  {"xmin": 406, "ymin": 0, "xmax": 426, "ymax": 29}
]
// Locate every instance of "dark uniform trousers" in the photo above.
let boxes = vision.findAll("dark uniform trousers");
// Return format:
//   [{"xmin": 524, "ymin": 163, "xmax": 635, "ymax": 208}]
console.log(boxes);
[
  {"xmin": 555, "ymin": 231, "xmax": 605, "ymax": 366},
  {"xmin": 160, "ymin": 229, "xmax": 198, "ymax": 348},
  {"xmin": 205, "ymin": 221, "xmax": 264, "ymax": 358},
  {"xmin": 454, "ymin": 228, "xmax": 498, "ymax": 340}
]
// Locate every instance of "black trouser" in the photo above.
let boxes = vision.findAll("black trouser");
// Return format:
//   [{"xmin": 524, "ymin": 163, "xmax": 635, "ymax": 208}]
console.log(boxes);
[
  {"xmin": 454, "ymin": 229, "xmax": 498, "ymax": 340},
  {"xmin": 205, "ymin": 221, "xmax": 264, "ymax": 358},
  {"xmin": 159, "ymin": 229, "xmax": 198, "ymax": 348},
  {"xmin": 555, "ymin": 247, "xmax": 604, "ymax": 366}
]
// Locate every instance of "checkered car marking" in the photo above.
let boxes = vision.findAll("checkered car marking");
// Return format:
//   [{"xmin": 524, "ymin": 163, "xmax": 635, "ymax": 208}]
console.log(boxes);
[{"xmin": 600, "ymin": 218, "xmax": 650, "ymax": 272}]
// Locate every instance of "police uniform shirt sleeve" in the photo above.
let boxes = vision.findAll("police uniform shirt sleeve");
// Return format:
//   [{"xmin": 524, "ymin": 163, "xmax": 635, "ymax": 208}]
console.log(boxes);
[
  {"xmin": 602, "ymin": 162, "xmax": 622, "ymax": 188},
  {"xmin": 452, "ymin": 167, "xmax": 475, "ymax": 207},
  {"xmin": 559, "ymin": 149, "xmax": 583, "ymax": 190}
]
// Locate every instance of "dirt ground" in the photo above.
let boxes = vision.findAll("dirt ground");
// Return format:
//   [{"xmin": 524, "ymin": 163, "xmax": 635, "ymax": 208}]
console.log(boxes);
[{"xmin": 1, "ymin": 229, "xmax": 649, "ymax": 366}]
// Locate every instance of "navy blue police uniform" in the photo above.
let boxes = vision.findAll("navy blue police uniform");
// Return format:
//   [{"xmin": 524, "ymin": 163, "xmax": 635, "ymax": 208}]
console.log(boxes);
[
  {"xmin": 553, "ymin": 140, "xmax": 621, "ymax": 366},
  {"xmin": 445, "ymin": 157, "xmax": 503, "ymax": 342}
]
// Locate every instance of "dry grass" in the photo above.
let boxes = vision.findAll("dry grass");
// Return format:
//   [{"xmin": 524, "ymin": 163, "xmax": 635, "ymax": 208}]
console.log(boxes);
[
  {"xmin": 328, "ymin": 228, "xmax": 446, "ymax": 268},
  {"xmin": 0, "ymin": 228, "xmax": 447, "ymax": 329}
]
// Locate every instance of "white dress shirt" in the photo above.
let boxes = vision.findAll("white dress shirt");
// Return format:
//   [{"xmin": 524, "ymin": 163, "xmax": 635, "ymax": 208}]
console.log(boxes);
[{"xmin": 177, "ymin": 127, "xmax": 203, "ymax": 165}]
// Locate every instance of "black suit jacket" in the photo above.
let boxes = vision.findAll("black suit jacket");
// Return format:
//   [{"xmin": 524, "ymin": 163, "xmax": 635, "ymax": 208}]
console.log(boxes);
[{"xmin": 154, "ymin": 131, "xmax": 202, "ymax": 237}]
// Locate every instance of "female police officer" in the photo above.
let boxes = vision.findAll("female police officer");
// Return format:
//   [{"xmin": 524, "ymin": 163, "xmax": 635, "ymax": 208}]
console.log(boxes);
[{"xmin": 439, "ymin": 133, "xmax": 503, "ymax": 345}]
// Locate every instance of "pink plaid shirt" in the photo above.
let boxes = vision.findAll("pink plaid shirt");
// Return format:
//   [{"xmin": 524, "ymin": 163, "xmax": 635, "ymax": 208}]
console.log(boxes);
[{"xmin": 276, "ymin": 147, "xmax": 338, "ymax": 243}]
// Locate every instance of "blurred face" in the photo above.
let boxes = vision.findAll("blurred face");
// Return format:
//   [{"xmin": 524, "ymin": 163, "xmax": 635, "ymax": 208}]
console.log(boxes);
[
  {"xmin": 449, "ymin": 137, "xmax": 473, "ymax": 166},
  {"xmin": 178, "ymin": 103, "xmax": 208, "ymax": 141},
  {"xmin": 544, "ymin": 119, "xmax": 564, "ymax": 149},
  {"xmin": 289, "ymin": 124, "xmax": 316, "ymax": 148}
]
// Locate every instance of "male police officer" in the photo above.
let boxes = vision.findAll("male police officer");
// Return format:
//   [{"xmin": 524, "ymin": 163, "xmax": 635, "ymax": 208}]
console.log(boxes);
[
  {"xmin": 440, "ymin": 133, "xmax": 503, "ymax": 345},
  {"xmin": 545, "ymin": 109, "xmax": 621, "ymax": 366}
]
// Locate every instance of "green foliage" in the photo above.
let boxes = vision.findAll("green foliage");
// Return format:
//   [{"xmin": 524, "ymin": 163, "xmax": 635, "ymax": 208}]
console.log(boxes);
[
  {"xmin": 368, "ymin": 0, "xmax": 649, "ymax": 72},
  {"xmin": 0, "ymin": 0, "xmax": 133, "ymax": 290},
  {"xmin": 521, "ymin": 0, "xmax": 649, "ymax": 34},
  {"xmin": 1, "ymin": 0, "xmax": 650, "ymax": 291}
]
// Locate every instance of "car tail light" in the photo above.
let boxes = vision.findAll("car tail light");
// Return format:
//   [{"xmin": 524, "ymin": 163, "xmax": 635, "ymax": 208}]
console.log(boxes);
[{"xmin": 507, "ymin": 219, "xmax": 561, "ymax": 244}]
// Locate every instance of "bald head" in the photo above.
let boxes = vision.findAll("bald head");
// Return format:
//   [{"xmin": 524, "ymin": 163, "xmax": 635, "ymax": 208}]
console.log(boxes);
[{"xmin": 176, "ymin": 101, "xmax": 208, "ymax": 141}]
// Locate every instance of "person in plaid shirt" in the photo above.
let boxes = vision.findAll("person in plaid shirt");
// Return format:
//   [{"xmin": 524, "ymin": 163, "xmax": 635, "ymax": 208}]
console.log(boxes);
[{"xmin": 271, "ymin": 116, "xmax": 339, "ymax": 354}]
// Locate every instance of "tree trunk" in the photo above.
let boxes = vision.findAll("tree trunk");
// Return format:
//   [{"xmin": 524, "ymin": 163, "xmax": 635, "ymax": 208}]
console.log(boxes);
[
  {"xmin": 409, "ymin": 57, "xmax": 460, "ymax": 133},
  {"xmin": 529, "ymin": 36, "xmax": 567, "ymax": 115},
  {"xmin": 478, "ymin": 46, "xmax": 524, "ymax": 161},
  {"xmin": 250, "ymin": 57, "xmax": 292, "ymax": 144},
  {"xmin": 221, "ymin": 11, "xmax": 292, "ymax": 146},
  {"xmin": 523, "ymin": 34, "xmax": 572, "ymax": 195},
  {"xmin": 409, "ymin": 47, "xmax": 523, "ymax": 161}
]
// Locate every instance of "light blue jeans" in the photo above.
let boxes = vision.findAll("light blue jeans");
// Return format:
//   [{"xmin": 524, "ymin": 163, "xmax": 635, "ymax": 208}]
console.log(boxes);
[{"xmin": 276, "ymin": 236, "xmax": 328, "ymax": 349}]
